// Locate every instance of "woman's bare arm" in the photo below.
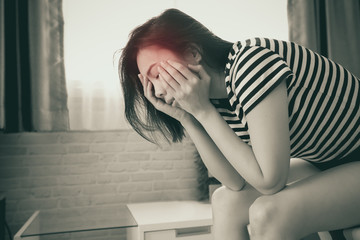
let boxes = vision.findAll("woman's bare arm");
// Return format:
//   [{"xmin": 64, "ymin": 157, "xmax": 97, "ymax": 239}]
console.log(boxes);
[
  {"xmin": 139, "ymin": 73, "xmax": 245, "ymax": 191},
  {"xmin": 159, "ymin": 61, "xmax": 291, "ymax": 194},
  {"xmin": 181, "ymin": 114, "xmax": 246, "ymax": 191},
  {"xmin": 194, "ymin": 80, "xmax": 290, "ymax": 194}
]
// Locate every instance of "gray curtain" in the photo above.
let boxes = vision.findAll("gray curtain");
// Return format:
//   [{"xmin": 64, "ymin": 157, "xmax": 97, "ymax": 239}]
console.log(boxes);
[
  {"xmin": 0, "ymin": 0, "xmax": 5, "ymax": 129},
  {"xmin": 287, "ymin": 0, "xmax": 360, "ymax": 78},
  {"xmin": 29, "ymin": 0, "xmax": 69, "ymax": 131},
  {"xmin": 2, "ymin": 0, "xmax": 69, "ymax": 132}
]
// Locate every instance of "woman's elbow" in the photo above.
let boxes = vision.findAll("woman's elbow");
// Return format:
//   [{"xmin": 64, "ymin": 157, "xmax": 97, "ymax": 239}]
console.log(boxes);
[
  {"xmin": 256, "ymin": 177, "xmax": 287, "ymax": 195},
  {"xmin": 225, "ymin": 178, "xmax": 246, "ymax": 192},
  {"xmin": 256, "ymin": 165, "xmax": 289, "ymax": 194},
  {"xmin": 258, "ymin": 183, "xmax": 285, "ymax": 195}
]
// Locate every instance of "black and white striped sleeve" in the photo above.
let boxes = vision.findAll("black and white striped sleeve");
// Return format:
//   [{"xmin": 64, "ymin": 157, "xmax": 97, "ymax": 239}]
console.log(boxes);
[{"xmin": 231, "ymin": 46, "xmax": 294, "ymax": 114}]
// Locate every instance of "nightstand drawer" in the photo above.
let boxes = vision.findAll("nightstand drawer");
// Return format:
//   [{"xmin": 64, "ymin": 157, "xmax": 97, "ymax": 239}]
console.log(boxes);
[
  {"xmin": 145, "ymin": 226, "xmax": 212, "ymax": 240},
  {"xmin": 127, "ymin": 201, "xmax": 213, "ymax": 240}
]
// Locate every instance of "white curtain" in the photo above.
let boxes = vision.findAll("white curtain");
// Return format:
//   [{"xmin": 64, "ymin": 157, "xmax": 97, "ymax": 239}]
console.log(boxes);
[{"xmin": 66, "ymin": 79, "xmax": 128, "ymax": 130}]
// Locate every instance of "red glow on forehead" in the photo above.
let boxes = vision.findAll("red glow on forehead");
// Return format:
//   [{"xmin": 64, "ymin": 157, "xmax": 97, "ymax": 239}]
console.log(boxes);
[{"xmin": 136, "ymin": 45, "xmax": 184, "ymax": 77}]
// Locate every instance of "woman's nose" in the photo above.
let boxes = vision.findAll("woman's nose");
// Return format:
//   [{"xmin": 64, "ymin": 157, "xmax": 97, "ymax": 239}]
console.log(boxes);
[
  {"xmin": 155, "ymin": 89, "xmax": 165, "ymax": 98},
  {"xmin": 153, "ymin": 81, "xmax": 166, "ymax": 98}
]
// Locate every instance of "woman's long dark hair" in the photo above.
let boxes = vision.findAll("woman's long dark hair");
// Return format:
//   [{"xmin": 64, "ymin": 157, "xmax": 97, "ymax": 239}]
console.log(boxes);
[{"xmin": 119, "ymin": 8, "xmax": 232, "ymax": 144}]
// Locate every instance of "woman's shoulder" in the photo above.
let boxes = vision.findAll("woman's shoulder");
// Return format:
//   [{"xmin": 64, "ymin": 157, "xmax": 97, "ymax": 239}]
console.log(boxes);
[
  {"xmin": 226, "ymin": 38, "xmax": 291, "ymax": 74},
  {"xmin": 228, "ymin": 38, "xmax": 286, "ymax": 59}
]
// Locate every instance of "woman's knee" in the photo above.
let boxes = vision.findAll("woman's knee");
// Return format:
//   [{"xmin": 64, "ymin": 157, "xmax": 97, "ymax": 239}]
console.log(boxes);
[
  {"xmin": 212, "ymin": 185, "xmax": 260, "ymax": 219},
  {"xmin": 211, "ymin": 185, "xmax": 227, "ymax": 205},
  {"xmin": 249, "ymin": 195, "xmax": 299, "ymax": 239},
  {"xmin": 212, "ymin": 184, "xmax": 260, "ymax": 234},
  {"xmin": 249, "ymin": 196, "xmax": 277, "ymax": 226},
  {"xmin": 212, "ymin": 185, "xmax": 259, "ymax": 208},
  {"xmin": 212, "ymin": 186, "xmax": 237, "ymax": 214}
]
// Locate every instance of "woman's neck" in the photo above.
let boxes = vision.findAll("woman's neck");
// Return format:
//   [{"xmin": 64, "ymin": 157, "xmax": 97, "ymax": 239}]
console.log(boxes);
[{"xmin": 208, "ymin": 66, "xmax": 228, "ymax": 99}]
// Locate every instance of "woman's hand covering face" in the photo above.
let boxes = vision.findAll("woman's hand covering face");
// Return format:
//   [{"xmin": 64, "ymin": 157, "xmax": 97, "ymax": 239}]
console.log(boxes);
[
  {"xmin": 157, "ymin": 60, "xmax": 211, "ymax": 117},
  {"xmin": 138, "ymin": 73, "xmax": 188, "ymax": 121}
]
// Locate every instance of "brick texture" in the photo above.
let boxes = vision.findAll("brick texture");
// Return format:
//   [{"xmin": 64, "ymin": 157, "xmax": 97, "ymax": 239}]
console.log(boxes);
[{"xmin": 0, "ymin": 130, "xmax": 201, "ymax": 240}]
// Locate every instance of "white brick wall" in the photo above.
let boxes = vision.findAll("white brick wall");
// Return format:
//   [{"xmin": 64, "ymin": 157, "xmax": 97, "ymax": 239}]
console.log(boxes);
[{"xmin": 0, "ymin": 130, "xmax": 201, "ymax": 240}]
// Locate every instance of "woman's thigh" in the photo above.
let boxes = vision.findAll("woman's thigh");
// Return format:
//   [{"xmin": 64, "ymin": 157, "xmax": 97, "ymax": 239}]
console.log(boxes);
[
  {"xmin": 254, "ymin": 161, "xmax": 360, "ymax": 238},
  {"xmin": 212, "ymin": 158, "xmax": 319, "ymax": 215},
  {"xmin": 211, "ymin": 158, "xmax": 320, "ymax": 239}
]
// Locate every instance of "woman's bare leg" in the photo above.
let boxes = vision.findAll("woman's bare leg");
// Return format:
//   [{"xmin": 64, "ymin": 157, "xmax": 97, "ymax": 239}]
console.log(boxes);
[
  {"xmin": 211, "ymin": 158, "xmax": 319, "ymax": 240},
  {"xmin": 212, "ymin": 184, "xmax": 261, "ymax": 240},
  {"xmin": 248, "ymin": 161, "xmax": 360, "ymax": 240}
]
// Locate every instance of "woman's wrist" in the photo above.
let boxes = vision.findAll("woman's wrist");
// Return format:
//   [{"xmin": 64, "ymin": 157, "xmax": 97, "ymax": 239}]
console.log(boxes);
[
  {"xmin": 179, "ymin": 112, "xmax": 198, "ymax": 127},
  {"xmin": 192, "ymin": 102, "xmax": 217, "ymax": 123},
  {"xmin": 178, "ymin": 101, "xmax": 216, "ymax": 128}
]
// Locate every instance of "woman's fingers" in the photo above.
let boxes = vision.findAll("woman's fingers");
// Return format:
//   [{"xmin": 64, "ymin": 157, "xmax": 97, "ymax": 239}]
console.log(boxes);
[
  {"xmin": 138, "ymin": 73, "xmax": 187, "ymax": 121},
  {"xmin": 142, "ymin": 75, "xmax": 170, "ymax": 107},
  {"xmin": 158, "ymin": 74, "xmax": 176, "ymax": 96},
  {"xmin": 139, "ymin": 73, "xmax": 171, "ymax": 106},
  {"xmin": 145, "ymin": 77, "xmax": 153, "ymax": 99},
  {"xmin": 166, "ymin": 60, "xmax": 195, "ymax": 81},
  {"xmin": 141, "ymin": 75, "xmax": 156, "ymax": 103},
  {"xmin": 138, "ymin": 74, "xmax": 144, "ymax": 84},
  {"xmin": 187, "ymin": 64, "xmax": 210, "ymax": 81},
  {"xmin": 158, "ymin": 63, "xmax": 183, "ymax": 90},
  {"xmin": 138, "ymin": 74, "xmax": 151, "ymax": 98}
]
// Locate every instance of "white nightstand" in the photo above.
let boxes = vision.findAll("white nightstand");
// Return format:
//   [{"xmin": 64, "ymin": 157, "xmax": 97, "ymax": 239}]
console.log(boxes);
[{"xmin": 127, "ymin": 201, "xmax": 213, "ymax": 240}]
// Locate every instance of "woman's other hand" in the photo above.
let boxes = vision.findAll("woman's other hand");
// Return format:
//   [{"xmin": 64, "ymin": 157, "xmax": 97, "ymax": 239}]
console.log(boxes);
[
  {"xmin": 157, "ymin": 60, "xmax": 213, "ymax": 117},
  {"xmin": 138, "ymin": 74, "xmax": 189, "ymax": 122}
]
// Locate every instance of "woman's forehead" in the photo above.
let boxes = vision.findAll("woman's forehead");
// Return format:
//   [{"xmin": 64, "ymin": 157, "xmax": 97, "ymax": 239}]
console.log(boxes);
[
  {"xmin": 137, "ymin": 45, "xmax": 178, "ymax": 60},
  {"xmin": 136, "ymin": 45, "xmax": 180, "ymax": 74}
]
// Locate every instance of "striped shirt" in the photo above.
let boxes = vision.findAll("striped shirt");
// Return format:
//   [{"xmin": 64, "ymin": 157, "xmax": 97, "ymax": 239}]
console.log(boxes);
[{"xmin": 212, "ymin": 38, "xmax": 360, "ymax": 163}]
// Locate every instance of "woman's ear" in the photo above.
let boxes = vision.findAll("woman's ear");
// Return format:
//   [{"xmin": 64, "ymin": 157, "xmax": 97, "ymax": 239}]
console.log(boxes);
[{"xmin": 184, "ymin": 44, "xmax": 202, "ymax": 64}]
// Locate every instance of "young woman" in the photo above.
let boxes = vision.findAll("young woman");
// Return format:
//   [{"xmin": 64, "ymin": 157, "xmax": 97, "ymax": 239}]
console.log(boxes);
[{"xmin": 119, "ymin": 8, "xmax": 360, "ymax": 240}]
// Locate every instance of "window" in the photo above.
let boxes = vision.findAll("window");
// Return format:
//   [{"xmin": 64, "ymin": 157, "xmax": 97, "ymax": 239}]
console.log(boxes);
[{"xmin": 63, "ymin": 0, "xmax": 288, "ymax": 130}]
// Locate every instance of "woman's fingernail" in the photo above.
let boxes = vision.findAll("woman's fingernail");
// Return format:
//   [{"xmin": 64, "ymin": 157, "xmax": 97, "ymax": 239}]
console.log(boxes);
[{"xmin": 138, "ymin": 74, "xmax": 143, "ymax": 83}]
